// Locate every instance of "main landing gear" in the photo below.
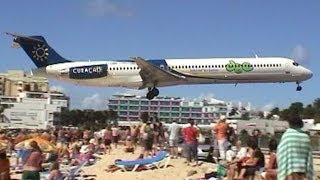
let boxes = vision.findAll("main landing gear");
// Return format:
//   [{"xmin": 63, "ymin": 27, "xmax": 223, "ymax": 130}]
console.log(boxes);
[
  {"xmin": 296, "ymin": 82, "xmax": 302, "ymax": 91},
  {"xmin": 146, "ymin": 87, "xmax": 159, "ymax": 100}
]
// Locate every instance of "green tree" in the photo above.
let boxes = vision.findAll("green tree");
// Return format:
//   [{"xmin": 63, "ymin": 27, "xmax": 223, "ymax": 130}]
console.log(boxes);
[
  {"xmin": 288, "ymin": 102, "xmax": 304, "ymax": 115},
  {"xmin": 313, "ymin": 98, "xmax": 320, "ymax": 110},
  {"xmin": 303, "ymin": 104, "xmax": 315, "ymax": 119},
  {"xmin": 271, "ymin": 107, "xmax": 280, "ymax": 115},
  {"xmin": 257, "ymin": 111, "xmax": 264, "ymax": 119},
  {"xmin": 280, "ymin": 109, "xmax": 290, "ymax": 121},
  {"xmin": 241, "ymin": 112, "xmax": 250, "ymax": 120}
]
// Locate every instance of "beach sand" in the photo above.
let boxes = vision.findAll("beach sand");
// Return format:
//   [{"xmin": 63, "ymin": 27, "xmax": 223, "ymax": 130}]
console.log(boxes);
[
  {"xmin": 82, "ymin": 146, "xmax": 320, "ymax": 180},
  {"xmin": 83, "ymin": 146, "xmax": 217, "ymax": 180}
]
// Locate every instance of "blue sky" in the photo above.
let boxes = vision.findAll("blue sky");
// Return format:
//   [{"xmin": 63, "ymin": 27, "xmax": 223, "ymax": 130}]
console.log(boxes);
[{"xmin": 0, "ymin": 1, "xmax": 319, "ymax": 110}]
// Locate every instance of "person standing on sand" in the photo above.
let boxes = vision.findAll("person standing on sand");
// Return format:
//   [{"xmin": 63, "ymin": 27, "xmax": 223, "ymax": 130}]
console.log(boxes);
[
  {"xmin": 22, "ymin": 141, "xmax": 43, "ymax": 180},
  {"xmin": 277, "ymin": 116, "xmax": 313, "ymax": 180},
  {"xmin": 140, "ymin": 120, "xmax": 154, "ymax": 158},
  {"xmin": 214, "ymin": 115, "xmax": 229, "ymax": 160},
  {"xmin": 111, "ymin": 125, "xmax": 120, "ymax": 149},
  {"xmin": 168, "ymin": 120, "xmax": 181, "ymax": 158},
  {"xmin": 103, "ymin": 126, "xmax": 112, "ymax": 154},
  {"xmin": 182, "ymin": 119, "xmax": 199, "ymax": 166}
]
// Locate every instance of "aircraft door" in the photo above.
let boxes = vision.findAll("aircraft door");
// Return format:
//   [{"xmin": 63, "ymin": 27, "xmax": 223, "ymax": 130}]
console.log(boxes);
[
  {"xmin": 160, "ymin": 64, "xmax": 170, "ymax": 71},
  {"xmin": 284, "ymin": 62, "xmax": 290, "ymax": 75}
]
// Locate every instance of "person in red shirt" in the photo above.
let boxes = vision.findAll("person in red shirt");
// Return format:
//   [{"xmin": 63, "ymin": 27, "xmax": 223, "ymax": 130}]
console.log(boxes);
[
  {"xmin": 214, "ymin": 115, "xmax": 229, "ymax": 160},
  {"xmin": 183, "ymin": 119, "xmax": 199, "ymax": 166}
]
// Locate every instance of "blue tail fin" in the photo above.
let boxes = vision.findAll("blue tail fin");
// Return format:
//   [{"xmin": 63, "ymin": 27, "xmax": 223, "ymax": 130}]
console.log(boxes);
[{"xmin": 11, "ymin": 34, "xmax": 70, "ymax": 68}]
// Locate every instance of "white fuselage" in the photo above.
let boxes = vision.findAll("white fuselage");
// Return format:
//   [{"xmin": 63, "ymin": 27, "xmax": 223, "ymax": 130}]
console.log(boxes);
[{"xmin": 37, "ymin": 57, "xmax": 312, "ymax": 89}]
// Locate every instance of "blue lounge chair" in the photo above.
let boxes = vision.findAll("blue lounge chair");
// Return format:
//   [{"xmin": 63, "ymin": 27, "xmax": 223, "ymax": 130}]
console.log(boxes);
[{"xmin": 115, "ymin": 151, "xmax": 170, "ymax": 172}]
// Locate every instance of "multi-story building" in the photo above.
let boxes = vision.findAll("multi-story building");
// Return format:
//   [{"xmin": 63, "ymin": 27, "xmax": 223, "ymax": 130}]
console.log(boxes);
[
  {"xmin": 0, "ymin": 91, "xmax": 69, "ymax": 129},
  {"xmin": 0, "ymin": 70, "xmax": 48, "ymax": 96},
  {"xmin": 108, "ymin": 94, "xmax": 227, "ymax": 124}
]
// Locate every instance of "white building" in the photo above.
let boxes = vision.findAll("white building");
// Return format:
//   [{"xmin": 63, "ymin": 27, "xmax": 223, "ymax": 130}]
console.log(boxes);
[{"xmin": 0, "ymin": 91, "xmax": 69, "ymax": 129}]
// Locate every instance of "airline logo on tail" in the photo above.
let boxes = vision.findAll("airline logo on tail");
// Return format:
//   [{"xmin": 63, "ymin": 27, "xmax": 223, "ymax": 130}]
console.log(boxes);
[{"xmin": 32, "ymin": 44, "xmax": 49, "ymax": 61}]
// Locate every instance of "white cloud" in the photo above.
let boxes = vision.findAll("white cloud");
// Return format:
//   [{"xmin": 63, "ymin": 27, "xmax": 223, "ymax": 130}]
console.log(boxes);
[
  {"xmin": 261, "ymin": 103, "xmax": 274, "ymax": 112},
  {"xmin": 81, "ymin": 93, "xmax": 106, "ymax": 110},
  {"xmin": 291, "ymin": 44, "xmax": 309, "ymax": 64},
  {"xmin": 85, "ymin": 0, "xmax": 134, "ymax": 17},
  {"xmin": 49, "ymin": 85, "xmax": 66, "ymax": 93},
  {"xmin": 197, "ymin": 93, "xmax": 215, "ymax": 100}
]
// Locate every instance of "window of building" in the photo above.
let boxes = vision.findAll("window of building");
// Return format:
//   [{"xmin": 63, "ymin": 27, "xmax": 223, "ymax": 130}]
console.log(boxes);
[
  {"xmin": 171, "ymin": 107, "xmax": 179, "ymax": 111},
  {"xmin": 160, "ymin": 101, "xmax": 170, "ymax": 105},
  {"xmin": 171, "ymin": 113, "xmax": 179, "ymax": 117},
  {"xmin": 141, "ymin": 101, "xmax": 149, "ymax": 105},
  {"xmin": 160, "ymin": 107, "xmax": 170, "ymax": 111},
  {"xmin": 119, "ymin": 111, "xmax": 127, "ymax": 115},
  {"xmin": 140, "ymin": 106, "xmax": 148, "ymax": 110},
  {"xmin": 150, "ymin": 101, "xmax": 158, "ymax": 105},
  {"xmin": 172, "ymin": 102, "xmax": 180, "ymax": 106},
  {"xmin": 181, "ymin": 107, "xmax": 190, "ymax": 112}
]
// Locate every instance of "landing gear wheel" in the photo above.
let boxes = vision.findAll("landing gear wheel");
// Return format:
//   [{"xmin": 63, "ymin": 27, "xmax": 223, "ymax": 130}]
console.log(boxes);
[
  {"xmin": 146, "ymin": 92, "xmax": 154, "ymax": 100},
  {"xmin": 146, "ymin": 87, "xmax": 160, "ymax": 100},
  {"xmin": 152, "ymin": 88, "xmax": 159, "ymax": 96},
  {"xmin": 296, "ymin": 86, "xmax": 302, "ymax": 91},
  {"xmin": 296, "ymin": 82, "xmax": 302, "ymax": 91}
]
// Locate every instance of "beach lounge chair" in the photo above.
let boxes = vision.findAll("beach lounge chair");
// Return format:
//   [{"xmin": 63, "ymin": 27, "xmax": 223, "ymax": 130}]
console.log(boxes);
[
  {"xmin": 115, "ymin": 151, "xmax": 170, "ymax": 172},
  {"xmin": 64, "ymin": 160, "xmax": 88, "ymax": 180},
  {"xmin": 40, "ymin": 160, "xmax": 88, "ymax": 180}
]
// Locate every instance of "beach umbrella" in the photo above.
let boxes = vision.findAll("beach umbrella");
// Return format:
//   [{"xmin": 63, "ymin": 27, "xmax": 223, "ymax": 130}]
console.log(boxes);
[{"xmin": 15, "ymin": 136, "xmax": 57, "ymax": 152}]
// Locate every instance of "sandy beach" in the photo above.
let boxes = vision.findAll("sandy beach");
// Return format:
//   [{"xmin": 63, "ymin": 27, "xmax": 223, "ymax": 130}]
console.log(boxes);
[
  {"xmin": 82, "ymin": 146, "xmax": 215, "ymax": 180},
  {"xmin": 78, "ymin": 146, "xmax": 320, "ymax": 180}
]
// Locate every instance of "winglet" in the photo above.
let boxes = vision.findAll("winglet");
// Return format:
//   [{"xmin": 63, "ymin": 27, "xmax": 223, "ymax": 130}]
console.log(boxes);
[{"xmin": 5, "ymin": 32, "xmax": 44, "ymax": 42}]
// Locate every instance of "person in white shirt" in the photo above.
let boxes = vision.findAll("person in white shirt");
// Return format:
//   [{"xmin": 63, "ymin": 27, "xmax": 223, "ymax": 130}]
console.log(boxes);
[
  {"xmin": 168, "ymin": 120, "xmax": 181, "ymax": 158},
  {"xmin": 226, "ymin": 140, "xmax": 248, "ymax": 180},
  {"xmin": 225, "ymin": 142, "xmax": 236, "ymax": 162}
]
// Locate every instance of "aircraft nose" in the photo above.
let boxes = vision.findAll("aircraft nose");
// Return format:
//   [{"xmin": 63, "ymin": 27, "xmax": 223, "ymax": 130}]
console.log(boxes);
[{"xmin": 304, "ymin": 68, "xmax": 313, "ymax": 79}]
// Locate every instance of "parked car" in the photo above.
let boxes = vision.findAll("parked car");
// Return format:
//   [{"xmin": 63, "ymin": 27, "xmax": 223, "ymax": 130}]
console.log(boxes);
[{"xmin": 178, "ymin": 137, "xmax": 216, "ymax": 162}]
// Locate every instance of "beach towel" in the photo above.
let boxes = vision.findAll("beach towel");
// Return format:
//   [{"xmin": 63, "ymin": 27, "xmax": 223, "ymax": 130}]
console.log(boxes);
[{"xmin": 277, "ymin": 128, "xmax": 313, "ymax": 180}]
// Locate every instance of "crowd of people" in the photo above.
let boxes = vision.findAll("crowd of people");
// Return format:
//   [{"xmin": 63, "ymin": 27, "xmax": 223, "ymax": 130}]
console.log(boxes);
[{"xmin": 0, "ymin": 114, "xmax": 315, "ymax": 180}]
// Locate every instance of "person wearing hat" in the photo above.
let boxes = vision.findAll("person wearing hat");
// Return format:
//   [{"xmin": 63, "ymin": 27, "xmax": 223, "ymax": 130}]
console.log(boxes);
[{"xmin": 214, "ymin": 115, "xmax": 229, "ymax": 160}]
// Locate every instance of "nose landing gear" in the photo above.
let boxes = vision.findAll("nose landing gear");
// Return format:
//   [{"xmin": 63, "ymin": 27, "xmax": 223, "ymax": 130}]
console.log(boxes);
[
  {"xmin": 146, "ymin": 87, "xmax": 159, "ymax": 100},
  {"xmin": 296, "ymin": 82, "xmax": 302, "ymax": 91}
]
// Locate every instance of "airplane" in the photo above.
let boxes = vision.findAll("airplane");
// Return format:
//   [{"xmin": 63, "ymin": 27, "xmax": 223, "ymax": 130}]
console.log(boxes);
[{"xmin": 6, "ymin": 32, "xmax": 313, "ymax": 100}]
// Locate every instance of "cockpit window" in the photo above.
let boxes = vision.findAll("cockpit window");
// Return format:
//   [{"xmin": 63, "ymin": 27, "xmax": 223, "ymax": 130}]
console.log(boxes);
[{"xmin": 293, "ymin": 62, "xmax": 299, "ymax": 66}]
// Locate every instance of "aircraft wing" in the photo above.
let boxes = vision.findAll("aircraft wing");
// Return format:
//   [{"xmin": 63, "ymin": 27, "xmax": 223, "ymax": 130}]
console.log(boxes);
[{"xmin": 133, "ymin": 57, "xmax": 186, "ymax": 89}]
